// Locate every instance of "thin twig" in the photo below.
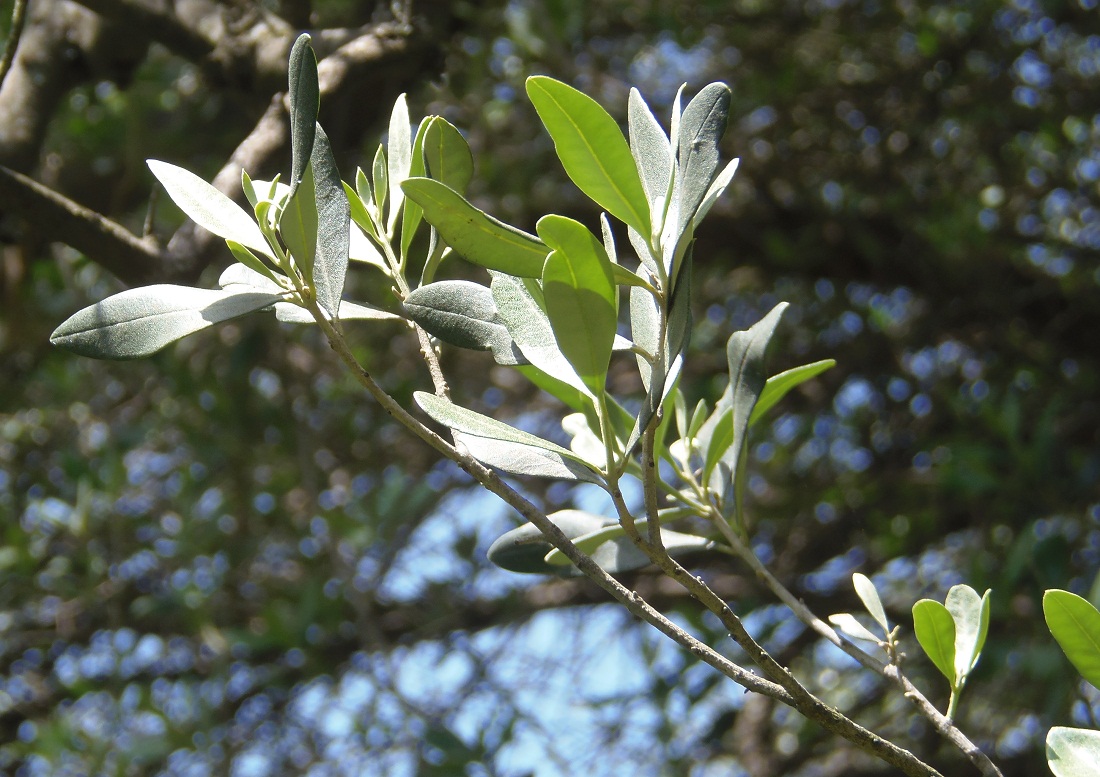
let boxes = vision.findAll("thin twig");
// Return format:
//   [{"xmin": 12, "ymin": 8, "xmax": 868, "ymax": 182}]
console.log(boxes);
[{"xmin": 0, "ymin": 0, "xmax": 28, "ymax": 94}]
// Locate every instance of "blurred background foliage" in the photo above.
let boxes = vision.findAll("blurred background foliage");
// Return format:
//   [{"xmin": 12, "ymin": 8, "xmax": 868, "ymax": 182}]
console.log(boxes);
[{"xmin": 1, "ymin": 0, "xmax": 1099, "ymax": 775}]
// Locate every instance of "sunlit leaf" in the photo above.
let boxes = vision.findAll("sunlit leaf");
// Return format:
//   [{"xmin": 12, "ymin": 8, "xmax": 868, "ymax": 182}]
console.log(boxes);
[
  {"xmin": 853, "ymin": 573, "xmax": 890, "ymax": 634},
  {"xmin": 454, "ymin": 432, "xmax": 601, "ymax": 483},
  {"xmin": 51, "ymin": 285, "xmax": 283, "ymax": 360},
  {"xmin": 750, "ymin": 359, "xmax": 836, "ymax": 424},
  {"xmin": 400, "ymin": 119, "xmax": 429, "ymax": 261},
  {"xmin": 147, "ymin": 160, "xmax": 271, "ymax": 258},
  {"xmin": 280, "ymin": 161, "xmax": 318, "ymax": 278},
  {"xmin": 387, "ymin": 94, "xmax": 411, "ymax": 233},
  {"xmin": 403, "ymin": 178, "xmax": 547, "ymax": 277},
  {"xmin": 627, "ymin": 87, "xmax": 672, "ymax": 223},
  {"xmin": 912, "ymin": 598, "xmax": 957, "ymax": 684},
  {"xmin": 526, "ymin": 76, "xmax": 650, "ymax": 237},
  {"xmin": 946, "ymin": 584, "xmax": 991, "ymax": 683},
  {"xmin": 1047, "ymin": 727, "xmax": 1100, "ymax": 777},
  {"xmin": 828, "ymin": 613, "xmax": 881, "ymax": 644},
  {"xmin": 1044, "ymin": 589, "xmax": 1100, "ymax": 690},
  {"xmin": 423, "ymin": 116, "xmax": 474, "ymax": 195},
  {"xmin": 403, "ymin": 280, "xmax": 520, "ymax": 361},
  {"xmin": 538, "ymin": 215, "xmax": 618, "ymax": 396},
  {"xmin": 543, "ymin": 522, "xmax": 711, "ymax": 567},
  {"xmin": 310, "ymin": 125, "xmax": 350, "ymax": 320},
  {"xmin": 273, "ymin": 301, "xmax": 399, "ymax": 324},
  {"xmin": 486, "ymin": 510, "xmax": 609, "ymax": 574}
]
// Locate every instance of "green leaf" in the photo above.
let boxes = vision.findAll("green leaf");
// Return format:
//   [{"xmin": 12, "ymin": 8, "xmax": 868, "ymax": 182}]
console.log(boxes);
[
  {"xmin": 402, "ymin": 178, "xmax": 547, "ymax": 277},
  {"xmin": 287, "ymin": 33, "xmax": 319, "ymax": 199},
  {"xmin": 414, "ymin": 392, "xmax": 591, "ymax": 468},
  {"xmin": 309, "ymin": 125, "xmax": 350, "ymax": 320},
  {"xmin": 693, "ymin": 157, "xmax": 740, "ymax": 228},
  {"xmin": 713, "ymin": 303, "xmax": 788, "ymax": 489},
  {"xmin": 50, "ymin": 285, "xmax": 283, "ymax": 360},
  {"xmin": 750, "ymin": 359, "xmax": 836, "ymax": 424},
  {"xmin": 371, "ymin": 143, "xmax": 388, "ymax": 217},
  {"xmin": 486, "ymin": 510, "xmax": 609, "ymax": 574},
  {"xmin": 400, "ymin": 118, "xmax": 429, "ymax": 261},
  {"xmin": 853, "ymin": 573, "xmax": 890, "ymax": 634},
  {"xmin": 1044, "ymin": 589, "xmax": 1100, "ymax": 690},
  {"xmin": 946, "ymin": 584, "xmax": 991, "ymax": 683},
  {"xmin": 280, "ymin": 161, "xmax": 318, "ymax": 278},
  {"xmin": 912, "ymin": 598, "xmax": 957, "ymax": 684},
  {"xmin": 403, "ymin": 281, "xmax": 522, "ymax": 363},
  {"xmin": 147, "ymin": 160, "xmax": 271, "ymax": 257},
  {"xmin": 225, "ymin": 240, "xmax": 283, "ymax": 287},
  {"xmin": 627, "ymin": 87, "xmax": 672, "ymax": 222},
  {"xmin": 423, "ymin": 116, "xmax": 474, "ymax": 195},
  {"xmin": 387, "ymin": 94, "xmax": 411, "ymax": 234},
  {"xmin": 492, "ymin": 273, "xmax": 587, "ymax": 394},
  {"xmin": 543, "ymin": 522, "xmax": 711, "ymax": 568},
  {"xmin": 526, "ymin": 76, "xmax": 651, "ymax": 237},
  {"xmin": 454, "ymin": 432, "xmax": 601, "ymax": 483},
  {"xmin": 537, "ymin": 215, "xmax": 618, "ymax": 396},
  {"xmin": 828, "ymin": 613, "xmax": 882, "ymax": 644},
  {"xmin": 675, "ymin": 83, "xmax": 731, "ymax": 231},
  {"xmin": 1047, "ymin": 727, "xmax": 1100, "ymax": 777}
]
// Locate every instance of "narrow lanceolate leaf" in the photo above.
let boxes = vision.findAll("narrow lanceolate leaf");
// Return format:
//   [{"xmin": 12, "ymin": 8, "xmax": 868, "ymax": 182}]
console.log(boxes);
[
  {"xmin": 423, "ymin": 116, "xmax": 474, "ymax": 195},
  {"xmin": 147, "ymin": 160, "xmax": 271, "ymax": 257},
  {"xmin": 287, "ymin": 33, "xmax": 319, "ymax": 199},
  {"xmin": 414, "ymin": 392, "xmax": 591, "ymax": 467},
  {"xmin": 310, "ymin": 125, "xmax": 350, "ymax": 320},
  {"xmin": 486, "ymin": 510, "xmax": 609, "ymax": 574},
  {"xmin": 718, "ymin": 303, "xmax": 788, "ymax": 482},
  {"xmin": 828, "ymin": 613, "xmax": 882, "ymax": 644},
  {"xmin": 538, "ymin": 215, "xmax": 618, "ymax": 396},
  {"xmin": 912, "ymin": 598, "xmax": 957, "ymax": 684},
  {"xmin": 693, "ymin": 157, "xmax": 740, "ymax": 228},
  {"xmin": 750, "ymin": 359, "xmax": 836, "ymax": 424},
  {"xmin": 526, "ymin": 76, "xmax": 651, "ymax": 237},
  {"xmin": 403, "ymin": 280, "xmax": 519, "ymax": 359},
  {"xmin": 946, "ymin": 584, "xmax": 991, "ymax": 683},
  {"xmin": 544, "ymin": 523, "xmax": 711, "ymax": 568},
  {"xmin": 628, "ymin": 87, "xmax": 672, "ymax": 215},
  {"xmin": 50, "ymin": 285, "xmax": 283, "ymax": 360},
  {"xmin": 225, "ymin": 240, "xmax": 283, "ymax": 287},
  {"xmin": 1044, "ymin": 589, "xmax": 1100, "ymax": 690},
  {"xmin": 853, "ymin": 573, "xmax": 890, "ymax": 634},
  {"xmin": 675, "ymin": 83, "xmax": 731, "ymax": 230},
  {"xmin": 402, "ymin": 178, "xmax": 547, "ymax": 277},
  {"xmin": 492, "ymin": 273, "xmax": 588, "ymax": 394},
  {"xmin": 1047, "ymin": 727, "xmax": 1100, "ymax": 777},
  {"xmin": 218, "ymin": 261, "xmax": 283, "ymax": 293},
  {"xmin": 387, "ymin": 94, "xmax": 411, "ymax": 233},
  {"xmin": 454, "ymin": 432, "xmax": 601, "ymax": 483},
  {"xmin": 280, "ymin": 161, "xmax": 318, "ymax": 278},
  {"xmin": 400, "ymin": 119, "xmax": 430, "ymax": 261}
]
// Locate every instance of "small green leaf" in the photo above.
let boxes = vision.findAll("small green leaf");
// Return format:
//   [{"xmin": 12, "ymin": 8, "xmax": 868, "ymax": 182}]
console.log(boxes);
[
  {"xmin": 544, "ymin": 524, "xmax": 711, "ymax": 571},
  {"xmin": 423, "ymin": 116, "xmax": 474, "ymax": 194},
  {"xmin": 402, "ymin": 178, "xmax": 547, "ymax": 277},
  {"xmin": 387, "ymin": 94, "xmax": 411, "ymax": 233},
  {"xmin": 1044, "ymin": 589, "xmax": 1100, "ymax": 690},
  {"xmin": 853, "ymin": 573, "xmax": 890, "ymax": 634},
  {"xmin": 1047, "ymin": 727, "xmax": 1100, "ymax": 777},
  {"xmin": 538, "ymin": 215, "xmax": 618, "ymax": 396},
  {"xmin": 526, "ymin": 76, "xmax": 651, "ymax": 237},
  {"xmin": 750, "ymin": 359, "xmax": 836, "ymax": 424},
  {"xmin": 371, "ymin": 144, "xmax": 388, "ymax": 216},
  {"xmin": 675, "ymin": 83, "xmax": 731, "ymax": 231},
  {"xmin": 273, "ymin": 300, "xmax": 399, "ymax": 324},
  {"xmin": 147, "ymin": 160, "xmax": 271, "ymax": 257},
  {"xmin": 400, "ymin": 118, "xmax": 429, "ymax": 261},
  {"xmin": 280, "ymin": 161, "xmax": 318, "ymax": 277},
  {"xmin": 913, "ymin": 598, "xmax": 957, "ymax": 684},
  {"xmin": 287, "ymin": 33, "xmax": 319, "ymax": 199},
  {"xmin": 828, "ymin": 613, "xmax": 882, "ymax": 644},
  {"xmin": 946, "ymin": 584, "xmax": 991, "ymax": 683},
  {"xmin": 225, "ymin": 240, "xmax": 282, "ymax": 287},
  {"xmin": 50, "ymin": 286, "xmax": 283, "ymax": 359}
]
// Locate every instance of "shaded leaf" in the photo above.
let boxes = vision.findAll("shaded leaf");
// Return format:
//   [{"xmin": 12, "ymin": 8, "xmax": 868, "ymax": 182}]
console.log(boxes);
[
  {"xmin": 147, "ymin": 160, "xmax": 271, "ymax": 257},
  {"xmin": 287, "ymin": 33, "xmax": 318, "ymax": 199},
  {"xmin": 310, "ymin": 125, "xmax": 350, "ymax": 320},
  {"xmin": 280, "ymin": 161, "xmax": 318, "ymax": 278},
  {"xmin": 51, "ymin": 286, "xmax": 282, "ymax": 360},
  {"xmin": 486, "ymin": 510, "xmax": 609, "ymax": 574},
  {"xmin": 675, "ymin": 82, "xmax": 731, "ymax": 232},
  {"xmin": 403, "ymin": 178, "xmax": 547, "ymax": 277},
  {"xmin": 543, "ymin": 523, "xmax": 711, "ymax": 568},
  {"xmin": 526, "ymin": 76, "xmax": 650, "ymax": 236},
  {"xmin": 403, "ymin": 280, "xmax": 520, "ymax": 361},
  {"xmin": 1044, "ymin": 589, "xmax": 1100, "ymax": 690},
  {"xmin": 750, "ymin": 359, "xmax": 836, "ymax": 424}
]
